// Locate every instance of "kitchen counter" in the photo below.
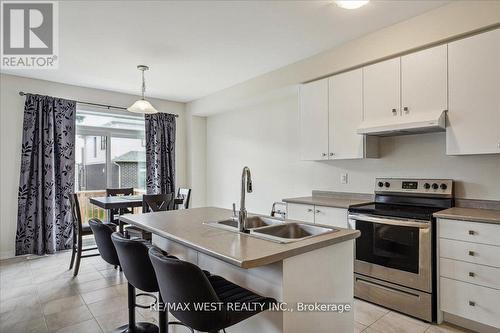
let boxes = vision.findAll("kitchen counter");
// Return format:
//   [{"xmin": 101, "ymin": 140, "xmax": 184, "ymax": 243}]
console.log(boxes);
[
  {"xmin": 282, "ymin": 193, "xmax": 372, "ymax": 209},
  {"xmin": 120, "ymin": 206, "xmax": 357, "ymax": 333},
  {"xmin": 434, "ymin": 207, "xmax": 500, "ymax": 224},
  {"xmin": 120, "ymin": 206, "xmax": 359, "ymax": 268}
]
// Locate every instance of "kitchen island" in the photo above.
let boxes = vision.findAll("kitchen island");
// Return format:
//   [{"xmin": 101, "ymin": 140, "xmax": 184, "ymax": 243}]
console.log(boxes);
[{"xmin": 120, "ymin": 207, "xmax": 360, "ymax": 333}]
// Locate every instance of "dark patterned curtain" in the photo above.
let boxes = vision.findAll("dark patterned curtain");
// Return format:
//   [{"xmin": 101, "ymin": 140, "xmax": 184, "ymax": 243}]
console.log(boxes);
[
  {"xmin": 145, "ymin": 113, "xmax": 176, "ymax": 195},
  {"xmin": 16, "ymin": 94, "xmax": 76, "ymax": 255}
]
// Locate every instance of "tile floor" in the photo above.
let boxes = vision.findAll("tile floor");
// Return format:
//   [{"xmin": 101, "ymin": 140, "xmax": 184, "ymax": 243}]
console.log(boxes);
[{"xmin": 0, "ymin": 251, "xmax": 473, "ymax": 333}]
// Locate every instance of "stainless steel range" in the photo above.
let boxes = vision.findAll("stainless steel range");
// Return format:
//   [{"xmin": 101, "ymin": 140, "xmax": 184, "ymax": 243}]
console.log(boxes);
[{"xmin": 348, "ymin": 178, "xmax": 454, "ymax": 322}]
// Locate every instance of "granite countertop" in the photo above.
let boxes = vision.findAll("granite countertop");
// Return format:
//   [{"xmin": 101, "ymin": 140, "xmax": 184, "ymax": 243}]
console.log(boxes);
[
  {"xmin": 434, "ymin": 207, "xmax": 500, "ymax": 224},
  {"xmin": 120, "ymin": 207, "xmax": 360, "ymax": 269},
  {"xmin": 282, "ymin": 192, "xmax": 372, "ymax": 209}
]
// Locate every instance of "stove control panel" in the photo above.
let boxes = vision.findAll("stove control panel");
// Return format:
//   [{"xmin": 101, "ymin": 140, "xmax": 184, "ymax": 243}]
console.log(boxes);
[{"xmin": 375, "ymin": 178, "xmax": 453, "ymax": 197}]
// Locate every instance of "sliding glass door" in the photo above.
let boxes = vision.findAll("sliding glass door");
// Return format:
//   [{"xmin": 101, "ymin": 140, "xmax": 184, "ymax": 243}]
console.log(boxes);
[{"xmin": 75, "ymin": 108, "xmax": 146, "ymax": 221}]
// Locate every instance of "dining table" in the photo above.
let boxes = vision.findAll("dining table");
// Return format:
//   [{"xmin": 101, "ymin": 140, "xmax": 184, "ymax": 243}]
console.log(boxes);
[{"xmin": 89, "ymin": 195, "xmax": 185, "ymax": 232}]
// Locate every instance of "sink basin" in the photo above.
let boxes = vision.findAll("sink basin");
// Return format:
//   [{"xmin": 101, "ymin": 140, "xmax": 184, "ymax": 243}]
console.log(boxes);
[
  {"xmin": 207, "ymin": 215, "xmax": 284, "ymax": 230},
  {"xmin": 250, "ymin": 222, "xmax": 337, "ymax": 243},
  {"xmin": 205, "ymin": 216, "xmax": 336, "ymax": 243}
]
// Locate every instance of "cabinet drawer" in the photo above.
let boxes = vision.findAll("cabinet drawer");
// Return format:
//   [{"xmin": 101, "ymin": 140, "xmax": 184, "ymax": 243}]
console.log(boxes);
[
  {"xmin": 440, "ymin": 277, "xmax": 500, "ymax": 328},
  {"xmin": 440, "ymin": 258, "xmax": 500, "ymax": 290},
  {"xmin": 439, "ymin": 218, "xmax": 500, "ymax": 246},
  {"xmin": 287, "ymin": 203, "xmax": 314, "ymax": 223},
  {"xmin": 314, "ymin": 206, "xmax": 347, "ymax": 228},
  {"xmin": 440, "ymin": 238, "xmax": 500, "ymax": 268}
]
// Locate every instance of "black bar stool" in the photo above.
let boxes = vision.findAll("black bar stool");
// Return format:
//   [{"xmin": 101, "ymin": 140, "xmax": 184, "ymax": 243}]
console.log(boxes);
[
  {"xmin": 149, "ymin": 247, "xmax": 277, "ymax": 333},
  {"xmin": 111, "ymin": 233, "xmax": 191, "ymax": 333},
  {"xmin": 111, "ymin": 232, "xmax": 161, "ymax": 333},
  {"xmin": 88, "ymin": 219, "xmax": 120, "ymax": 269}
]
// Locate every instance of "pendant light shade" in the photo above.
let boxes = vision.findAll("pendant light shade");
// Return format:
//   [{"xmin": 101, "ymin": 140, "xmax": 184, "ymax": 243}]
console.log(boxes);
[
  {"xmin": 127, "ymin": 99, "xmax": 158, "ymax": 114},
  {"xmin": 127, "ymin": 65, "xmax": 158, "ymax": 114}
]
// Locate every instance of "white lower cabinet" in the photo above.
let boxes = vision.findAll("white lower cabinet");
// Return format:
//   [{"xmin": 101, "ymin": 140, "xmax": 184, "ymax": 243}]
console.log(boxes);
[
  {"xmin": 438, "ymin": 218, "xmax": 500, "ymax": 329},
  {"xmin": 440, "ymin": 277, "xmax": 500, "ymax": 329},
  {"xmin": 313, "ymin": 206, "xmax": 347, "ymax": 228},
  {"xmin": 287, "ymin": 203, "xmax": 314, "ymax": 223},
  {"xmin": 287, "ymin": 203, "xmax": 347, "ymax": 228}
]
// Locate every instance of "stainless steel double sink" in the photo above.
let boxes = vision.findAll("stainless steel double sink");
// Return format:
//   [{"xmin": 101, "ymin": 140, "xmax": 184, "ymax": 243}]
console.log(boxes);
[{"xmin": 205, "ymin": 215, "xmax": 338, "ymax": 243}]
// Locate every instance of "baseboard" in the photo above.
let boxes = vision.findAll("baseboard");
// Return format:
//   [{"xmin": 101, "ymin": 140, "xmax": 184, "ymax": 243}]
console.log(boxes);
[
  {"xmin": 443, "ymin": 312, "xmax": 498, "ymax": 333},
  {"xmin": 0, "ymin": 250, "xmax": 15, "ymax": 260}
]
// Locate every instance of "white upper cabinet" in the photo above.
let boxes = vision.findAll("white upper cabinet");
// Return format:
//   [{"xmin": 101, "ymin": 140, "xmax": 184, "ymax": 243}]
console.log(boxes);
[
  {"xmin": 401, "ymin": 44, "xmax": 448, "ymax": 116},
  {"xmin": 329, "ymin": 69, "xmax": 365, "ymax": 159},
  {"xmin": 363, "ymin": 57, "xmax": 401, "ymax": 122},
  {"xmin": 299, "ymin": 78, "xmax": 329, "ymax": 160},
  {"xmin": 447, "ymin": 29, "xmax": 500, "ymax": 155}
]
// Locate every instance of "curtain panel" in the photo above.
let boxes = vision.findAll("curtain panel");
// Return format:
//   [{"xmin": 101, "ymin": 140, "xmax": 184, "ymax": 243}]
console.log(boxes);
[
  {"xmin": 144, "ymin": 113, "xmax": 176, "ymax": 195},
  {"xmin": 16, "ymin": 94, "xmax": 76, "ymax": 255}
]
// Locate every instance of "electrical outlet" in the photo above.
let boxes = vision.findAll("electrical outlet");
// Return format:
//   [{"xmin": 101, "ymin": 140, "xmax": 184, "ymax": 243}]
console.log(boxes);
[{"xmin": 341, "ymin": 173, "xmax": 348, "ymax": 184}]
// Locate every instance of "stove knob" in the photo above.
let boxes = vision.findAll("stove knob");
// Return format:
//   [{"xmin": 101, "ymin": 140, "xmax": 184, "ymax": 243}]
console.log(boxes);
[
  {"xmin": 384, "ymin": 182, "xmax": 390, "ymax": 188},
  {"xmin": 424, "ymin": 183, "xmax": 431, "ymax": 189},
  {"xmin": 432, "ymin": 183, "xmax": 439, "ymax": 190},
  {"xmin": 378, "ymin": 181, "xmax": 384, "ymax": 188},
  {"xmin": 440, "ymin": 183, "xmax": 448, "ymax": 190}
]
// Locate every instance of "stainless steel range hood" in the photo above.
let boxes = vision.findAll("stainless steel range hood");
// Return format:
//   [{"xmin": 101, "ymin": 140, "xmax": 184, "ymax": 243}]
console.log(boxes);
[{"xmin": 357, "ymin": 110, "xmax": 447, "ymax": 136}]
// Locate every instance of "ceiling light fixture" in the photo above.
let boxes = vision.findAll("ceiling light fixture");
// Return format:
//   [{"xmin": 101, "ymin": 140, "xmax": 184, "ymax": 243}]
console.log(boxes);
[
  {"xmin": 127, "ymin": 65, "xmax": 158, "ymax": 114},
  {"xmin": 335, "ymin": 0, "xmax": 369, "ymax": 10}
]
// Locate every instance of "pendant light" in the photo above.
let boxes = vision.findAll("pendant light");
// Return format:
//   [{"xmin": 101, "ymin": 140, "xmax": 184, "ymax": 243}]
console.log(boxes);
[{"xmin": 127, "ymin": 65, "xmax": 158, "ymax": 114}]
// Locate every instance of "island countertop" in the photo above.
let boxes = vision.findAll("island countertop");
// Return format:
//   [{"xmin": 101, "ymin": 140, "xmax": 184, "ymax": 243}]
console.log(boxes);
[{"xmin": 120, "ymin": 207, "xmax": 360, "ymax": 269}]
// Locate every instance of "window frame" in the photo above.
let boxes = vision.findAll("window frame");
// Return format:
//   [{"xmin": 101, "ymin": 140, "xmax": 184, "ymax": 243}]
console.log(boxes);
[{"xmin": 76, "ymin": 107, "xmax": 146, "ymax": 190}]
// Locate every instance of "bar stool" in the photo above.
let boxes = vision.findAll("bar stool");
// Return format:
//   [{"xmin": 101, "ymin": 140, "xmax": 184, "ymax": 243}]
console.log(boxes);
[
  {"xmin": 111, "ymin": 233, "xmax": 191, "ymax": 333},
  {"xmin": 149, "ymin": 247, "xmax": 277, "ymax": 333},
  {"xmin": 88, "ymin": 219, "xmax": 120, "ymax": 269},
  {"xmin": 111, "ymin": 232, "xmax": 161, "ymax": 333}
]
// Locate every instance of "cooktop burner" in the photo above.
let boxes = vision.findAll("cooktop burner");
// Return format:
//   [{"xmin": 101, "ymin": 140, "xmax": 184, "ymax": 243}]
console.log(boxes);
[
  {"xmin": 348, "ymin": 178, "xmax": 454, "ymax": 221},
  {"xmin": 349, "ymin": 203, "xmax": 444, "ymax": 221}
]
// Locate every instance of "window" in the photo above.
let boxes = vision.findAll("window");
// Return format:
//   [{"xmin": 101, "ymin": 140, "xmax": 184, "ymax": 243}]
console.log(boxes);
[{"xmin": 75, "ymin": 108, "xmax": 146, "ymax": 192}]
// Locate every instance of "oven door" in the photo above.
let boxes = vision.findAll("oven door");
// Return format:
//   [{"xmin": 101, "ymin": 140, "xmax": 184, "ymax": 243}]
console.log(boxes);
[{"xmin": 348, "ymin": 214, "xmax": 432, "ymax": 292}]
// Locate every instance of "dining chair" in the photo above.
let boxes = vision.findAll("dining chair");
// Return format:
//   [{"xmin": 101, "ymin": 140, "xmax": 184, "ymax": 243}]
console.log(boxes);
[
  {"xmin": 177, "ymin": 188, "xmax": 191, "ymax": 209},
  {"xmin": 142, "ymin": 193, "xmax": 174, "ymax": 213},
  {"xmin": 106, "ymin": 187, "xmax": 134, "ymax": 225},
  {"xmin": 125, "ymin": 193, "xmax": 175, "ymax": 241},
  {"xmin": 69, "ymin": 193, "xmax": 105, "ymax": 276}
]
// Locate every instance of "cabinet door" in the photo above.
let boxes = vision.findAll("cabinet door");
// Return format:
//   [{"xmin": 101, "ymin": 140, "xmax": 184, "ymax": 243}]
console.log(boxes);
[
  {"xmin": 363, "ymin": 58, "xmax": 401, "ymax": 122},
  {"xmin": 401, "ymin": 44, "xmax": 447, "ymax": 116},
  {"xmin": 329, "ymin": 69, "xmax": 364, "ymax": 159},
  {"xmin": 299, "ymin": 79, "xmax": 329, "ymax": 160},
  {"xmin": 447, "ymin": 29, "xmax": 500, "ymax": 155},
  {"xmin": 314, "ymin": 206, "xmax": 347, "ymax": 228},
  {"xmin": 287, "ymin": 203, "xmax": 314, "ymax": 223}
]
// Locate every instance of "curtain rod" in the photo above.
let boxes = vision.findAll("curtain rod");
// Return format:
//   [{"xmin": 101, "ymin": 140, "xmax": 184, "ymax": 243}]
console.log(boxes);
[{"xmin": 18, "ymin": 91, "xmax": 179, "ymax": 117}]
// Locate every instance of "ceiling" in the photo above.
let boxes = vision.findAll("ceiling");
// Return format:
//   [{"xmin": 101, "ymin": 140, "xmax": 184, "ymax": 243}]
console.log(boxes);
[{"xmin": 1, "ymin": 1, "xmax": 448, "ymax": 102}]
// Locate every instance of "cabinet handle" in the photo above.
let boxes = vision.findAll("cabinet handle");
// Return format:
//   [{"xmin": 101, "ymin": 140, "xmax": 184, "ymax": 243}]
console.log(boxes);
[
  {"xmin": 468, "ymin": 250, "xmax": 475, "ymax": 256},
  {"xmin": 307, "ymin": 208, "xmax": 313, "ymax": 212},
  {"xmin": 403, "ymin": 106, "xmax": 409, "ymax": 114},
  {"xmin": 315, "ymin": 209, "xmax": 321, "ymax": 213},
  {"xmin": 322, "ymin": 153, "xmax": 327, "ymax": 157},
  {"xmin": 329, "ymin": 153, "xmax": 334, "ymax": 156},
  {"xmin": 469, "ymin": 272, "xmax": 475, "ymax": 277},
  {"xmin": 468, "ymin": 301, "xmax": 475, "ymax": 307},
  {"xmin": 468, "ymin": 230, "xmax": 475, "ymax": 235},
  {"xmin": 392, "ymin": 108, "xmax": 397, "ymax": 116}
]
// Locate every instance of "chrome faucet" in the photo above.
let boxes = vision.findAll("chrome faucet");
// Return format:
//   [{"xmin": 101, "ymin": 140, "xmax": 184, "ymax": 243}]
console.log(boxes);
[{"xmin": 238, "ymin": 166, "xmax": 253, "ymax": 233}]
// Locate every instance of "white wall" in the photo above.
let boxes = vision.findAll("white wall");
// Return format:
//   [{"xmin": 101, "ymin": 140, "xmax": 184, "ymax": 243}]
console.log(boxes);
[
  {"xmin": 189, "ymin": 1, "xmax": 500, "ymax": 116},
  {"xmin": 206, "ymin": 91, "xmax": 500, "ymax": 216},
  {"xmin": 0, "ymin": 74, "xmax": 186, "ymax": 259}
]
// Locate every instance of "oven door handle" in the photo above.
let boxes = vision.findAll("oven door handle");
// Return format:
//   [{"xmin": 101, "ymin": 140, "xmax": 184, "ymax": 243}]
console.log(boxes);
[{"xmin": 348, "ymin": 214, "xmax": 430, "ymax": 229}]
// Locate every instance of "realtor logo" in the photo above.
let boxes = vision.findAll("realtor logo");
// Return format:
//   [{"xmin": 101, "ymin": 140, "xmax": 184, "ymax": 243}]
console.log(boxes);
[{"xmin": 1, "ymin": 1, "xmax": 58, "ymax": 68}]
